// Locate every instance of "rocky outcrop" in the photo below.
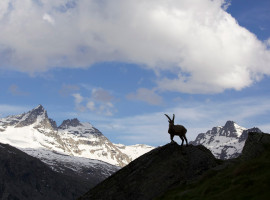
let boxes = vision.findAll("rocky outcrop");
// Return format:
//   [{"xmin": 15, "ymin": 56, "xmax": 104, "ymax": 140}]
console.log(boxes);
[
  {"xmin": 58, "ymin": 118, "xmax": 82, "ymax": 129},
  {"xmin": 78, "ymin": 143, "xmax": 220, "ymax": 200},
  {"xmin": 240, "ymin": 132, "xmax": 270, "ymax": 161}
]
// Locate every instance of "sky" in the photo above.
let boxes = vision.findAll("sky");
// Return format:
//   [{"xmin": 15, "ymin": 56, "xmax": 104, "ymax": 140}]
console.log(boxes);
[{"xmin": 0, "ymin": 0, "xmax": 270, "ymax": 146}]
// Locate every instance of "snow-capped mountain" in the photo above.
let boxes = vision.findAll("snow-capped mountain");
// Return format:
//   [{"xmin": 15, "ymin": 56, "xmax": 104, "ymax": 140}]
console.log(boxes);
[
  {"xmin": 114, "ymin": 144, "xmax": 155, "ymax": 160},
  {"xmin": 190, "ymin": 121, "xmax": 262, "ymax": 159},
  {"xmin": 0, "ymin": 105, "xmax": 154, "ymax": 177}
]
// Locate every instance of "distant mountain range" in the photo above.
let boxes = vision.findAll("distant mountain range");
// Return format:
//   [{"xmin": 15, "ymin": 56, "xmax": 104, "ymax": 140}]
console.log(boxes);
[
  {"xmin": 0, "ymin": 105, "xmax": 154, "ymax": 185},
  {"xmin": 190, "ymin": 120, "xmax": 262, "ymax": 159}
]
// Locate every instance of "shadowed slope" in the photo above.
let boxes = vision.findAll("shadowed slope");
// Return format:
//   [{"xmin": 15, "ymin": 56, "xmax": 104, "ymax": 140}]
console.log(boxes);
[
  {"xmin": 156, "ymin": 132, "xmax": 270, "ymax": 200},
  {"xmin": 79, "ymin": 132, "xmax": 270, "ymax": 200},
  {"xmin": 0, "ymin": 142, "xmax": 89, "ymax": 200},
  {"xmin": 78, "ymin": 143, "xmax": 220, "ymax": 200}
]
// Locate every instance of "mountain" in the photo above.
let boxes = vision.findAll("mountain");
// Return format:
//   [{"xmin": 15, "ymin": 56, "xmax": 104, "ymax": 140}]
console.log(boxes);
[
  {"xmin": 0, "ymin": 142, "xmax": 90, "ymax": 200},
  {"xmin": 0, "ymin": 105, "xmax": 154, "ymax": 187},
  {"xmin": 190, "ymin": 121, "xmax": 262, "ymax": 159},
  {"xmin": 78, "ymin": 131, "xmax": 270, "ymax": 200},
  {"xmin": 0, "ymin": 105, "xmax": 129, "ymax": 166},
  {"xmin": 0, "ymin": 105, "xmax": 120, "ymax": 185}
]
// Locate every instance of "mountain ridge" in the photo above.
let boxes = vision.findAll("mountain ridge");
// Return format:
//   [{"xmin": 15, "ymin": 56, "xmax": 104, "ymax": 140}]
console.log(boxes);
[
  {"xmin": 0, "ymin": 104, "xmax": 155, "ymax": 189},
  {"xmin": 190, "ymin": 120, "xmax": 262, "ymax": 159},
  {"xmin": 0, "ymin": 105, "xmax": 154, "ymax": 167}
]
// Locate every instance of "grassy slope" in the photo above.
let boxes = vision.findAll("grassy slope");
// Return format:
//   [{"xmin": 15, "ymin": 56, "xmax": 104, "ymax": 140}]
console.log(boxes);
[{"xmin": 156, "ymin": 144, "xmax": 270, "ymax": 200}]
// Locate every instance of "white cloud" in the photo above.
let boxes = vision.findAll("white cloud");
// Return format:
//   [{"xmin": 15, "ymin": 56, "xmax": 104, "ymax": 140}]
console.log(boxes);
[
  {"xmin": 72, "ymin": 93, "xmax": 85, "ymax": 112},
  {"xmin": 126, "ymin": 88, "xmax": 163, "ymax": 105},
  {"xmin": 72, "ymin": 88, "xmax": 117, "ymax": 116},
  {"xmin": 266, "ymin": 38, "xmax": 270, "ymax": 48},
  {"xmin": 42, "ymin": 13, "xmax": 55, "ymax": 25},
  {"xmin": 86, "ymin": 101, "xmax": 95, "ymax": 111},
  {"xmin": 72, "ymin": 93, "xmax": 83, "ymax": 104},
  {"xmin": 0, "ymin": 0, "xmax": 270, "ymax": 93},
  {"xmin": 221, "ymin": 0, "xmax": 231, "ymax": 10}
]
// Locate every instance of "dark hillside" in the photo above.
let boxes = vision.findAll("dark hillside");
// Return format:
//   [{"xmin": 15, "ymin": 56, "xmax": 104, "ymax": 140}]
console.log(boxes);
[
  {"xmin": 156, "ymin": 132, "xmax": 270, "ymax": 200},
  {"xmin": 79, "ymin": 132, "xmax": 270, "ymax": 200},
  {"xmin": 78, "ymin": 143, "xmax": 220, "ymax": 200},
  {"xmin": 0, "ymin": 143, "xmax": 90, "ymax": 200}
]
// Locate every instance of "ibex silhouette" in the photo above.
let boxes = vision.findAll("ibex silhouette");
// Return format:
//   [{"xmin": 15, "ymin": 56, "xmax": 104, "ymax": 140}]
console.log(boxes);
[{"xmin": 164, "ymin": 114, "xmax": 188, "ymax": 146}]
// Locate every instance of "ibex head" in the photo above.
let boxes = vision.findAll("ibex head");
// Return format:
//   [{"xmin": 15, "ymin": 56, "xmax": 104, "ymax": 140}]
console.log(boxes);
[{"xmin": 164, "ymin": 114, "xmax": 175, "ymax": 126}]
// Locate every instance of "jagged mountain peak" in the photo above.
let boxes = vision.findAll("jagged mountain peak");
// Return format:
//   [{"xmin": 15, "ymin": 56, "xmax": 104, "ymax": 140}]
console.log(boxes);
[
  {"xmin": 30, "ymin": 104, "xmax": 47, "ymax": 116},
  {"xmin": 14, "ymin": 104, "xmax": 49, "ymax": 128},
  {"xmin": 33, "ymin": 104, "xmax": 45, "ymax": 111},
  {"xmin": 190, "ymin": 121, "xmax": 262, "ymax": 160},
  {"xmin": 222, "ymin": 120, "xmax": 246, "ymax": 137},
  {"xmin": 58, "ymin": 118, "xmax": 82, "ymax": 129},
  {"xmin": 205, "ymin": 120, "xmax": 246, "ymax": 138},
  {"xmin": 224, "ymin": 120, "xmax": 236, "ymax": 127}
]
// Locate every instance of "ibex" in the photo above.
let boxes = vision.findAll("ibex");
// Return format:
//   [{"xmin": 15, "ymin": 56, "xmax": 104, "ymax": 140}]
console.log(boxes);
[{"xmin": 164, "ymin": 114, "xmax": 188, "ymax": 146}]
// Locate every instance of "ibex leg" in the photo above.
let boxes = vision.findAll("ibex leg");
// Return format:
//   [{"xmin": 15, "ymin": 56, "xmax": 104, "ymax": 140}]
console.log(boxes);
[
  {"xmin": 179, "ymin": 136, "xmax": 184, "ymax": 146},
  {"xmin": 170, "ymin": 134, "xmax": 175, "ymax": 143},
  {"xmin": 184, "ymin": 135, "xmax": 188, "ymax": 146}
]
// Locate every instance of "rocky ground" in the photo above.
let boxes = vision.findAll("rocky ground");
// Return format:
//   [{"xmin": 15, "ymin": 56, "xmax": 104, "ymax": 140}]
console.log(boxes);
[{"xmin": 78, "ymin": 143, "xmax": 220, "ymax": 200}]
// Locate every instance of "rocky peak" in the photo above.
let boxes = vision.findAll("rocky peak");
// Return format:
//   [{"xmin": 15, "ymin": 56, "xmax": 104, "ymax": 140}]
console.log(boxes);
[
  {"xmin": 206, "ymin": 120, "xmax": 246, "ymax": 138},
  {"xmin": 58, "ymin": 118, "xmax": 82, "ymax": 129},
  {"xmin": 191, "ymin": 121, "xmax": 247, "ymax": 146},
  {"xmin": 15, "ymin": 105, "xmax": 48, "ymax": 127},
  {"xmin": 49, "ymin": 118, "xmax": 58, "ymax": 130},
  {"xmin": 223, "ymin": 120, "xmax": 236, "ymax": 130},
  {"xmin": 221, "ymin": 120, "xmax": 238, "ymax": 137},
  {"xmin": 32, "ymin": 104, "xmax": 46, "ymax": 115},
  {"xmin": 190, "ymin": 121, "xmax": 262, "ymax": 160},
  {"xmin": 240, "ymin": 132, "xmax": 270, "ymax": 161}
]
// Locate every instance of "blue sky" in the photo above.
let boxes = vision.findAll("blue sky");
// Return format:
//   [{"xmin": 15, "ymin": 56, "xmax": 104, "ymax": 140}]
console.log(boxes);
[{"xmin": 0, "ymin": 0, "xmax": 270, "ymax": 146}]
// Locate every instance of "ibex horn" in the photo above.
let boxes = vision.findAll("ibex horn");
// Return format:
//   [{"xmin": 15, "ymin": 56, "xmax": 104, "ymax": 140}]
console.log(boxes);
[{"xmin": 164, "ymin": 114, "xmax": 171, "ymax": 121}]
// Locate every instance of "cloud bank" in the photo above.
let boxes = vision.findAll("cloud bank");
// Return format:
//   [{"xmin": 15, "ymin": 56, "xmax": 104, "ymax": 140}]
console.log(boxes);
[{"xmin": 1, "ymin": 0, "xmax": 270, "ymax": 93}]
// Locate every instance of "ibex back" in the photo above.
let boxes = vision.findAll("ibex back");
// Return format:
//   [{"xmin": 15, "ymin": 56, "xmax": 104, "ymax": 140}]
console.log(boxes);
[{"xmin": 164, "ymin": 114, "xmax": 188, "ymax": 146}]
